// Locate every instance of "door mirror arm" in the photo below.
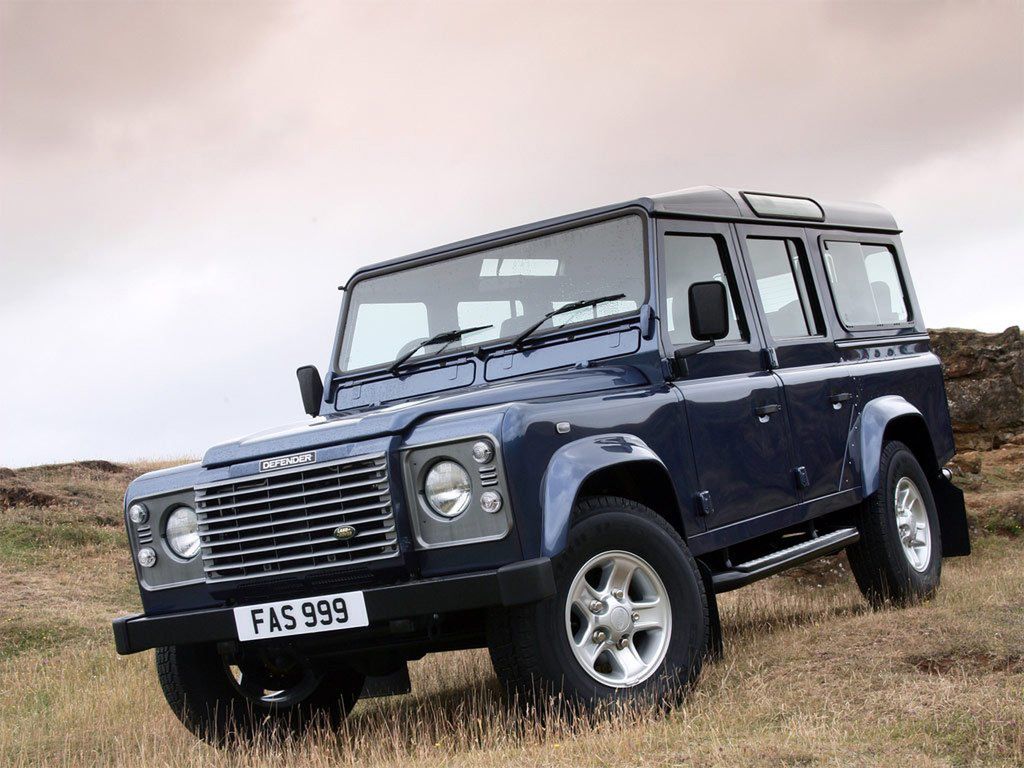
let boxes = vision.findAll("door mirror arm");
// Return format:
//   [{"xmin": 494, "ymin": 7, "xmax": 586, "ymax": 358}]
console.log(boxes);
[{"xmin": 671, "ymin": 341, "xmax": 714, "ymax": 378}]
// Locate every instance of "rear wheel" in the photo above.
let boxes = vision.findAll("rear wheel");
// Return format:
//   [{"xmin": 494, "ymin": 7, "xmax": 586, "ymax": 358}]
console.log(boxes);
[
  {"xmin": 156, "ymin": 642, "xmax": 363, "ymax": 744},
  {"xmin": 847, "ymin": 440, "xmax": 942, "ymax": 606},
  {"xmin": 488, "ymin": 496, "xmax": 709, "ymax": 706}
]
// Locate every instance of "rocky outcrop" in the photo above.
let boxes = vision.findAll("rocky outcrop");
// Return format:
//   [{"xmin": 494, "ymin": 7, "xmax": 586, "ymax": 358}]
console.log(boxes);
[{"xmin": 930, "ymin": 326, "xmax": 1024, "ymax": 450}]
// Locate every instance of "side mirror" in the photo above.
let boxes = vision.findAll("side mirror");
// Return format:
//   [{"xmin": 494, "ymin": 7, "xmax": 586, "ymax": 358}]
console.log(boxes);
[
  {"xmin": 296, "ymin": 365, "xmax": 324, "ymax": 417},
  {"xmin": 688, "ymin": 281, "xmax": 729, "ymax": 341}
]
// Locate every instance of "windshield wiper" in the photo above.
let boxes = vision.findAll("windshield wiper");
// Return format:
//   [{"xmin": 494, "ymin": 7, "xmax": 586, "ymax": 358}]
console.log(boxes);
[
  {"xmin": 389, "ymin": 324, "xmax": 493, "ymax": 375},
  {"xmin": 511, "ymin": 293, "xmax": 626, "ymax": 349}
]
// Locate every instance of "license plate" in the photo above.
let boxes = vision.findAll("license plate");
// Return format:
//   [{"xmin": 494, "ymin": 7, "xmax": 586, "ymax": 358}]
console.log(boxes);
[{"xmin": 233, "ymin": 590, "xmax": 369, "ymax": 642}]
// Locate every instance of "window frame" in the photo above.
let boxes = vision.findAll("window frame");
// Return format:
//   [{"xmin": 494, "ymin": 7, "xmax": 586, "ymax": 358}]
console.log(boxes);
[
  {"xmin": 655, "ymin": 220, "xmax": 760, "ymax": 360},
  {"xmin": 733, "ymin": 224, "xmax": 834, "ymax": 355},
  {"xmin": 817, "ymin": 236, "xmax": 915, "ymax": 333},
  {"xmin": 332, "ymin": 209, "xmax": 653, "ymax": 378},
  {"xmin": 743, "ymin": 234, "xmax": 826, "ymax": 342}
]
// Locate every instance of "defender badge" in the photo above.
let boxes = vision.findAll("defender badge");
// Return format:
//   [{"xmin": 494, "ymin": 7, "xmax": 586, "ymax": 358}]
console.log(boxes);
[
  {"xmin": 259, "ymin": 451, "xmax": 316, "ymax": 472},
  {"xmin": 333, "ymin": 525, "xmax": 356, "ymax": 541}
]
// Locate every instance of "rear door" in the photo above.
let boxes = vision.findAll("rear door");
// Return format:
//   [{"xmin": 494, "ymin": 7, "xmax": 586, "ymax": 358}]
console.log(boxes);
[
  {"xmin": 735, "ymin": 224, "xmax": 858, "ymax": 505},
  {"xmin": 657, "ymin": 219, "xmax": 800, "ymax": 528}
]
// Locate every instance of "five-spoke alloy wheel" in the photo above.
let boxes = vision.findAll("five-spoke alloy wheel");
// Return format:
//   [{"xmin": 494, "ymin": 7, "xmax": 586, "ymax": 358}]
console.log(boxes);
[{"xmin": 565, "ymin": 550, "xmax": 672, "ymax": 688}]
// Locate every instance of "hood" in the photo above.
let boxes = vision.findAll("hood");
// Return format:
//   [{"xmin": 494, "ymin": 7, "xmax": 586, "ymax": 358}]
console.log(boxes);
[{"xmin": 201, "ymin": 366, "xmax": 649, "ymax": 468}]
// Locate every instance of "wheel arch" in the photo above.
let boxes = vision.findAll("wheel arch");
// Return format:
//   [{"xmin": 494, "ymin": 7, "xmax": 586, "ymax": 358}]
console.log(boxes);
[
  {"xmin": 853, "ymin": 395, "xmax": 971, "ymax": 557},
  {"xmin": 539, "ymin": 434, "xmax": 686, "ymax": 558},
  {"xmin": 854, "ymin": 396, "xmax": 938, "ymax": 497}
]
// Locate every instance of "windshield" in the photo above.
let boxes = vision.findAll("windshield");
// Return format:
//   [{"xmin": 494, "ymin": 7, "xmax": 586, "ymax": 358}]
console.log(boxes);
[{"xmin": 337, "ymin": 215, "xmax": 646, "ymax": 372}]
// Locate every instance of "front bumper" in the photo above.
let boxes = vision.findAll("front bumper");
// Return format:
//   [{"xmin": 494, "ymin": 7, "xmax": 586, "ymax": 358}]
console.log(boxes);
[{"xmin": 112, "ymin": 557, "xmax": 554, "ymax": 655}]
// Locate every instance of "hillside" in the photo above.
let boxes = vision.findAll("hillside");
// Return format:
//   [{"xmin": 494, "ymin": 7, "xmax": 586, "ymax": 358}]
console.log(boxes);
[{"xmin": 1, "ymin": 330, "xmax": 1022, "ymax": 767}]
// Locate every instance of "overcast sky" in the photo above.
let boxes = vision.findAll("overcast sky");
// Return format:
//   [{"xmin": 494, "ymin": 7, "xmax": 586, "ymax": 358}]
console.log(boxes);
[{"xmin": 1, "ymin": 1, "xmax": 1022, "ymax": 468}]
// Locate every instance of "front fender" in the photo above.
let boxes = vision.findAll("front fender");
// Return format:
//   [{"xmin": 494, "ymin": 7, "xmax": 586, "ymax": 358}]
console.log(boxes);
[
  {"xmin": 539, "ymin": 433, "xmax": 667, "ymax": 557},
  {"xmin": 852, "ymin": 395, "xmax": 926, "ymax": 496}
]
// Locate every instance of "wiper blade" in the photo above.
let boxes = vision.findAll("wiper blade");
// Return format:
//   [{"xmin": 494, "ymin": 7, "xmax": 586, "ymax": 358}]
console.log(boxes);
[
  {"xmin": 389, "ymin": 324, "xmax": 493, "ymax": 374},
  {"xmin": 511, "ymin": 293, "xmax": 626, "ymax": 349}
]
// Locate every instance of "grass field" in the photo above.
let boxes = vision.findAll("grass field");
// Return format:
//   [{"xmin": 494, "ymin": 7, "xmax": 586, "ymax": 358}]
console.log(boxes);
[{"xmin": 0, "ymin": 444, "xmax": 1021, "ymax": 767}]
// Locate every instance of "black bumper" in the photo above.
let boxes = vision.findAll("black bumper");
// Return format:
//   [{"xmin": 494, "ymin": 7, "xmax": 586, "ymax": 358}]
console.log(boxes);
[{"xmin": 112, "ymin": 558, "xmax": 554, "ymax": 655}]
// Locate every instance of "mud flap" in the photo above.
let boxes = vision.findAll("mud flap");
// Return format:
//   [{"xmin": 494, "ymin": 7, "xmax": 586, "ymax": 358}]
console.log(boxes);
[
  {"xmin": 932, "ymin": 474, "xmax": 971, "ymax": 557},
  {"xmin": 361, "ymin": 663, "xmax": 412, "ymax": 698}
]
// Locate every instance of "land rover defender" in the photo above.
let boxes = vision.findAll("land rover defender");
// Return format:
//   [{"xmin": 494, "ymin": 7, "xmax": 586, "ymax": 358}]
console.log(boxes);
[{"xmin": 112, "ymin": 187, "xmax": 970, "ymax": 742}]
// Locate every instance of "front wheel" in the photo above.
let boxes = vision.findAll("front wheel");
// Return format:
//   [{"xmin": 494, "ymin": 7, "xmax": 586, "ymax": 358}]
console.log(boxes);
[
  {"xmin": 847, "ymin": 440, "xmax": 943, "ymax": 607},
  {"xmin": 156, "ymin": 642, "xmax": 363, "ymax": 744},
  {"xmin": 488, "ymin": 496, "xmax": 709, "ymax": 706}
]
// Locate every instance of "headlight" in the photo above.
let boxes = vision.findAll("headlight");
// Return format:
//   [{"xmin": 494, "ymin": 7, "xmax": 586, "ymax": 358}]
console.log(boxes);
[
  {"xmin": 424, "ymin": 460, "xmax": 472, "ymax": 518},
  {"xmin": 166, "ymin": 506, "xmax": 200, "ymax": 559}
]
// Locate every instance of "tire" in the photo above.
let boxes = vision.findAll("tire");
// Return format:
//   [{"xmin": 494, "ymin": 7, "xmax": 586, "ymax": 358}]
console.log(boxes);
[
  {"xmin": 847, "ymin": 440, "xmax": 943, "ymax": 607},
  {"xmin": 156, "ymin": 642, "xmax": 363, "ymax": 744},
  {"xmin": 487, "ymin": 496, "xmax": 709, "ymax": 707}
]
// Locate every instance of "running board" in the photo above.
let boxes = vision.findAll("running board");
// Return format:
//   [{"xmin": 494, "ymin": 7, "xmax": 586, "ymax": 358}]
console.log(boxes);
[{"xmin": 711, "ymin": 527, "xmax": 860, "ymax": 593}]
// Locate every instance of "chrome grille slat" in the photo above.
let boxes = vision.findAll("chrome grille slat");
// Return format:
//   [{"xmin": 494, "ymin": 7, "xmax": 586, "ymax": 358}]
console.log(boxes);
[
  {"xmin": 201, "ymin": 529, "xmax": 395, "ymax": 562},
  {"xmin": 200, "ymin": 500, "xmax": 392, "ymax": 536},
  {"xmin": 196, "ymin": 453, "xmax": 398, "ymax": 582},
  {"xmin": 202, "ymin": 536, "xmax": 399, "ymax": 573},
  {"xmin": 201, "ymin": 515, "xmax": 394, "ymax": 549},
  {"xmin": 203, "ymin": 550, "xmax": 400, "ymax": 583},
  {"xmin": 196, "ymin": 461, "xmax": 386, "ymax": 504},
  {"xmin": 197, "ymin": 476, "xmax": 388, "ymax": 515},
  {"xmin": 199, "ymin": 490, "xmax": 391, "ymax": 529}
]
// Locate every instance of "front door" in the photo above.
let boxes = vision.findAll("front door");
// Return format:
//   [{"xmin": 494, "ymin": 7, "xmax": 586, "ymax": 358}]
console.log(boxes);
[
  {"xmin": 735, "ymin": 224, "xmax": 858, "ymax": 503},
  {"xmin": 658, "ymin": 220, "xmax": 800, "ymax": 529}
]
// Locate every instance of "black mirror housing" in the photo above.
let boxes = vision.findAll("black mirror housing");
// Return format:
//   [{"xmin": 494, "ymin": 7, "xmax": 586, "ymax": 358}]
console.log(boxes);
[
  {"xmin": 688, "ymin": 281, "xmax": 730, "ymax": 341},
  {"xmin": 296, "ymin": 365, "xmax": 324, "ymax": 417}
]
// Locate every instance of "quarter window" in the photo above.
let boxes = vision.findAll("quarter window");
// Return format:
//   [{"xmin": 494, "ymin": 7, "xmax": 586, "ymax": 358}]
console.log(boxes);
[
  {"xmin": 823, "ymin": 241, "xmax": 909, "ymax": 328},
  {"xmin": 663, "ymin": 234, "xmax": 746, "ymax": 346},
  {"xmin": 746, "ymin": 238, "xmax": 823, "ymax": 339}
]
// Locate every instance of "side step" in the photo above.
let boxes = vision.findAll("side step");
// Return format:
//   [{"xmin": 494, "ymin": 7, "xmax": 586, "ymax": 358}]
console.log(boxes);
[{"xmin": 711, "ymin": 527, "xmax": 860, "ymax": 593}]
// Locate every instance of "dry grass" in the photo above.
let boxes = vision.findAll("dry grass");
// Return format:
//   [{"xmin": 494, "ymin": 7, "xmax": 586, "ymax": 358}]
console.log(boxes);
[{"xmin": 1, "ymin": 450, "xmax": 1022, "ymax": 767}]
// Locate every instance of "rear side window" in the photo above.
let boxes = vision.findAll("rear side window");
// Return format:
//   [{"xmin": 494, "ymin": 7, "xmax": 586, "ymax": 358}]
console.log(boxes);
[
  {"xmin": 746, "ymin": 238, "xmax": 823, "ymax": 339},
  {"xmin": 822, "ymin": 241, "xmax": 910, "ymax": 328},
  {"xmin": 663, "ymin": 234, "xmax": 747, "ymax": 346}
]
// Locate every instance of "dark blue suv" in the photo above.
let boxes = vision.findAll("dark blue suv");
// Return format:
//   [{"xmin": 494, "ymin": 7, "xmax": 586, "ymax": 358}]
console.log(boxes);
[{"xmin": 112, "ymin": 187, "xmax": 970, "ymax": 742}]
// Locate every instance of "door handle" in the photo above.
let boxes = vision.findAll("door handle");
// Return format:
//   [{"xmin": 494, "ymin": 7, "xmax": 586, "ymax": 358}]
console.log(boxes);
[
  {"xmin": 754, "ymin": 403, "xmax": 782, "ymax": 417},
  {"xmin": 828, "ymin": 392, "xmax": 853, "ymax": 409}
]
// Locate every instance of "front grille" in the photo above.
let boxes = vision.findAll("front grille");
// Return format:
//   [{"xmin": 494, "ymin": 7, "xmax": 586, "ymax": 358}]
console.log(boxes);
[{"xmin": 196, "ymin": 453, "xmax": 398, "ymax": 583}]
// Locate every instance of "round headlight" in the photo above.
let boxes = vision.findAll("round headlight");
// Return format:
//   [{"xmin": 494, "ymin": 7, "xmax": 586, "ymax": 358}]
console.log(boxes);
[
  {"xmin": 128, "ymin": 503, "xmax": 148, "ymax": 525},
  {"xmin": 166, "ymin": 506, "xmax": 200, "ymax": 559},
  {"xmin": 424, "ymin": 460, "xmax": 472, "ymax": 518}
]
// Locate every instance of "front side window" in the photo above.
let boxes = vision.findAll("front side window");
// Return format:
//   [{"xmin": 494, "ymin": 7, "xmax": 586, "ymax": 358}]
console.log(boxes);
[
  {"xmin": 822, "ymin": 241, "xmax": 909, "ymax": 328},
  {"xmin": 746, "ymin": 238, "xmax": 822, "ymax": 339},
  {"xmin": 338, "ymin": 216, "xmax": 646, "ymax": 372},
  {"xmin": 663, "ymin": 234, "xmax": 746, "ymax": 346}
]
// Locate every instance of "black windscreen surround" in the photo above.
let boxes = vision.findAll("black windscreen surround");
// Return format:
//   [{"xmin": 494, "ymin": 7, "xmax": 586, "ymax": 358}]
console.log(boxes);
[{"xmin": 338, "ymin": 216, "xmax": 646, "ymax": 371}]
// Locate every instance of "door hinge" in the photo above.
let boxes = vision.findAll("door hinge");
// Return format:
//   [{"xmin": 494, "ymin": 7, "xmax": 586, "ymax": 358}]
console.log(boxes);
[
  {"xmin": 696, "ymin": 490, "xmax": 714, "ymax": 517},
  {"xmin": 766, "ymin": 347, "xmax": 779, "ymax": 369},
  {"xmin": 794, "ymin": 466, "xmax": 810, "ymax": 489}
]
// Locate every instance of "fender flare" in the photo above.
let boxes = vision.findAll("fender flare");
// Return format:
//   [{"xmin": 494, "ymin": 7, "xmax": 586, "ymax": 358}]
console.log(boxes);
[
  {"xmin": 539, "ymin": 433, "xmax": 672, "ymax": 558},
  {"xmin": 853, "ymin": 395, "xmax": 930, "ymax": 497}
]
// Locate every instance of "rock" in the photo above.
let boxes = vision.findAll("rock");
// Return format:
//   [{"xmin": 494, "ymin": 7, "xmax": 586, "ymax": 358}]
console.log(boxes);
[
  {"xmin": 0, "ymin": 468, "xmax": 15, "ymax": 479},
  {"xmin": 930, "ymin": 327, "xmax": 1024, "ymax": 451}
]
